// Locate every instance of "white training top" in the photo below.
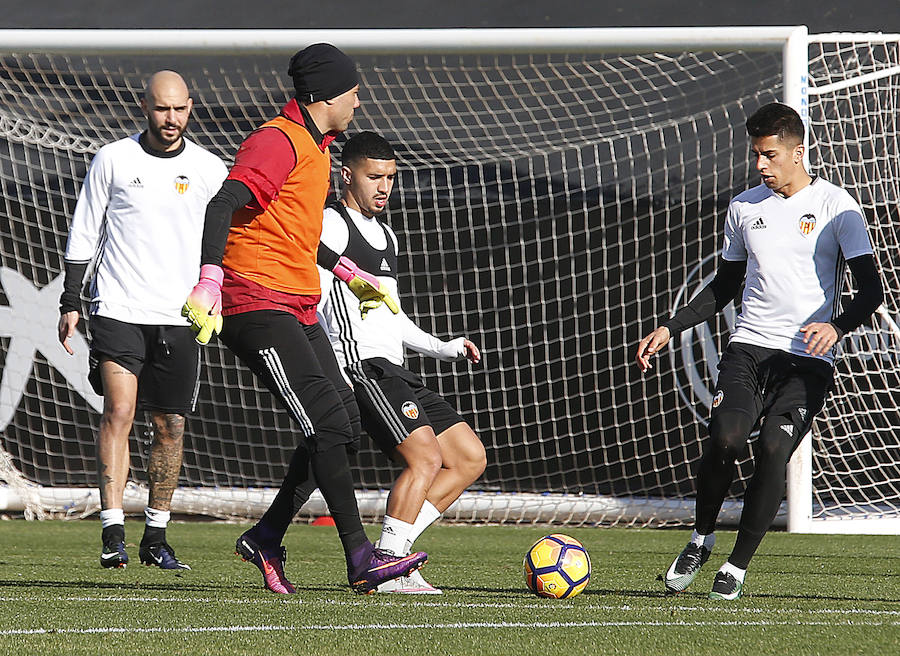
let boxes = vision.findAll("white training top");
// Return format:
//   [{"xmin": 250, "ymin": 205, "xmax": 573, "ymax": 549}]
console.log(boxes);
[
  {"xmin": 65, "ymin": 134, "xmax": 228, "ymax": 325},
  {"xmin": 722, "ymin": 177, "xmax": 873, "ymax": 363},
  {"xmin": 317, "ymin": 204, "xmax": 465, "ymax": 369}
]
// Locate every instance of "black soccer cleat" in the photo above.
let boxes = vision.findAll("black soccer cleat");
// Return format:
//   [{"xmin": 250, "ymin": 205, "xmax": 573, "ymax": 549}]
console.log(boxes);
[
  {"xmin": 709, "ymin": 570, "xmax": 743, "ymax": 600},
  {"xmin": 139, "ymin": 541, "xmax": 191, "ymax": 570},
  {"xmin": 100, "ymin": 540, "xmax": 129, "ymax": 569},
  {"xmin": 664, "ymin": 542, "xmax": 710, "ymax": 593}
]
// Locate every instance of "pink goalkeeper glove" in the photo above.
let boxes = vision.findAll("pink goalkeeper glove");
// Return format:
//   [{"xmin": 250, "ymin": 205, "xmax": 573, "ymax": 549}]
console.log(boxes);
[
  {"xmin": 182, "ymin": 264, "xmax": 224, "ymax": 344},
  {"xmin": 332, "ymin": 256, "xmax": 400, "ymax": 319}
]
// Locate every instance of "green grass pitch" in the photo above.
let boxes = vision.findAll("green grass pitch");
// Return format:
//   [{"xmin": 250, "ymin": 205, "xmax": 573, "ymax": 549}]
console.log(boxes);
[{"xmin": 0, "ymin": 520, "xmax": 896, "ymax": 655}]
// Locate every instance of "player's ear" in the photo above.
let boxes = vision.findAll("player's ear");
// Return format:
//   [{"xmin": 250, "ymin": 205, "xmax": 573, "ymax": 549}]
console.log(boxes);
[
  {"xmin": 794, "ymin": 143, "xmax": 804, "ymax": 164},
  {"xmin": 341, "ymin": 165, "xmax": 352, "ymax": 186}
]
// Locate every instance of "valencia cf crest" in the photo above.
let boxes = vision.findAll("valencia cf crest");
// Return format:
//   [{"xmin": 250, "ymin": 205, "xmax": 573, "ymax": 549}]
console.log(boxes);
[
  {"xmin": 401, "ymin": 401, "xmax": 419, "ymax": 420},
  {"xmin": 712, "ymin": 390, "xmax": 724, "ymax": 408},
  {"xmin": 799, "ymin": 213, "xmax": 816, "ymax": 235},
  {"xmin": 174, "ymin": 175, "xmax": 190, "ymax": 194}
]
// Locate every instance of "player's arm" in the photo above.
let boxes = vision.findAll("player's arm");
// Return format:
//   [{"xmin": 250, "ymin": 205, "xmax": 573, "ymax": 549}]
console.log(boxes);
[
  {"xmin": 181, "ymin": 179, "xmax": 254, "ymax": 344},
  {"xmin": 59, "ymin": 149, "xmax": 111, "ymax": 354},
  {"xmin": 199, "ymin": 179, "xmax": 254, "ymax": 267},
  {"xmin": 636, "ymin": 258, "xmax": 746, "ymax": 372},
  {"xmin": 402, "ymin": 315, "xmax": 481, "ymax": 364},
  {"xmin": 58, "ymin": 260, "xmax": 89, "ymax": 355},
  {"xmin": 800, "ymin": 253, "xmax": 883, "ymax": 356}
]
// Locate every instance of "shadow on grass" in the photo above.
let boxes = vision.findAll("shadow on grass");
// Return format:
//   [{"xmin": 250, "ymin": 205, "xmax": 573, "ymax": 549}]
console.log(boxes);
[
  {"xmin": 0, "ymin": 579, "xmax": 226, "ymax": 593},
  {"xmin": 649, "ymin": 585, "xmax": 900, "ymax": 605}
]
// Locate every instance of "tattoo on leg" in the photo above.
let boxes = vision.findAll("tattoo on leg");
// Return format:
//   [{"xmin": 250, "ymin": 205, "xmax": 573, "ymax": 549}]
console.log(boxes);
[
  {"xmin": 147, "ymin": 413, "xmax": 185, "ymax": 511},
  {"xmin": 98, "ymin": 461, "xmax": 115, "ymax": 508}
]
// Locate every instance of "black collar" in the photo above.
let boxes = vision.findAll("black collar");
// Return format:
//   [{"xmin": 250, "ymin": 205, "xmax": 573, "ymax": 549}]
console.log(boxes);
[
  {"xmin": 296, "ymin": 102, "xmax": 326, "ymax": 145},
  {"xmin": 138, "ymin": 131, "xmax": 186, "ymax": 158}
]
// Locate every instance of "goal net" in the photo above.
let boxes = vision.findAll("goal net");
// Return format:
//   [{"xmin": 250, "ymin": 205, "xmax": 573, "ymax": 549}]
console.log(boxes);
[
  {"xmin": 792, "ymin": 34, "xmax": 900, "ymax": 533},
  {"xmin": 0, "ymin": 28, "xmax": 896, "ymax": 531}
]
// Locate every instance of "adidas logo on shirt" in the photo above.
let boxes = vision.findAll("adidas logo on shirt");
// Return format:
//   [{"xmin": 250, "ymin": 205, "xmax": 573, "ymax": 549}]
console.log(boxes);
[
  {"xmin": 128, "ymin": 177, "xmax": 143, "ymax": 187},
  {"xmin": 379, "ymin": 257, "xmax": 391, "ymax": 272},
  {"xmin": 750, "ymin": 217, "xmax": 766, "ymax": 230}
]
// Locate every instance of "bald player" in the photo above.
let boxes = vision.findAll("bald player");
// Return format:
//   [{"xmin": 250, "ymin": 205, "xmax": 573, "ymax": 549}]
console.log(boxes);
[{"xmin": 59, "ymin": 70, "xmax": 228, "ymax": 570}]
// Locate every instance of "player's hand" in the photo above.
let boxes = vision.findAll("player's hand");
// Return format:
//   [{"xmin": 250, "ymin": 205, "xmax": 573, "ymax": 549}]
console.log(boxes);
[
  {"xmin": 635, "ymin": 326, "xmax": 671, "ymax": 373},
  {"xmin": 349, "ymin": 277, "xmax": 400, "ymax": 319},
  {"xmin": 462, "ymin": 339, "xmax": 481, "ymax": 364},
  {"xmin": 182, "ymin": 264, "xmax": 224, "ymax": 345},
  {"xmin": 58, "ymin": 311, "xmax": 80, "ymax": 355},
  {"xmin": 334, "ymin": 256, "xmax": 400, "ymax": 319},
  {"xmin": 799, "ymin": 322, "xmax": 839, "ymax": 356}
]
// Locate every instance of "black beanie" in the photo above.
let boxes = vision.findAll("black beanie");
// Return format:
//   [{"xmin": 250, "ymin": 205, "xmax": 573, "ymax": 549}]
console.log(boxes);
[{"xmin": 288, "ymin": 43, "xmax": 358, "ymax": 103}]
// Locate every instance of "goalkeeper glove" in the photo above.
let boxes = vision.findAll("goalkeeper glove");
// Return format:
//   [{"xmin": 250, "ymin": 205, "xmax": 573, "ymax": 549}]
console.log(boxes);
[
  {"xmin": 332, "ymin": 256, "xmax": 399, "ymax": 319},
  {"xmin": 182, "ymin": 264, "xmax": 224, "ymax": 345}
]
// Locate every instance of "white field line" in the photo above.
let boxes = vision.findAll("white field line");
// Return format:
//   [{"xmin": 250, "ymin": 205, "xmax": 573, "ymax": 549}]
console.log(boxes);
[
  {"xmin": 1, "ymin": 619, "xmax": 898, "ymax": 637},
  {"xmin": 0, "ymin": 596, "xmax": 897, "ymax": 618}
]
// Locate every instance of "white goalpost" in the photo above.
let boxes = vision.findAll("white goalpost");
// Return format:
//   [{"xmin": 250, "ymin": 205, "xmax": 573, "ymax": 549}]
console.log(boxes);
[{"xmin": 0, "ymin": 27, "xmax": 896, "ymax": 533}]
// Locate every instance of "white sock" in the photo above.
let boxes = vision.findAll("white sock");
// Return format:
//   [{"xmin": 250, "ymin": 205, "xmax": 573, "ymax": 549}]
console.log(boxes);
[
  {"xmin": 720, "ymin": 561, "xmax": 746, "ymax": 583},
  {"xmin": 100, "ymin": 508, "xmax": 125, "ymax": 529},
  {"xmin": 144, "ymin": 507, "xmax": 170, "ymax": 529},
  {"xmin": 379, "ymin": 515, "xmax": 413, "ymax": 556},
  {"xmin": 404, "ymin": 500, "xmax": 442, "ymax": 555},
  {"xmin": 690, "ymin": 529, "xmax": 715, "ymax": 550}
]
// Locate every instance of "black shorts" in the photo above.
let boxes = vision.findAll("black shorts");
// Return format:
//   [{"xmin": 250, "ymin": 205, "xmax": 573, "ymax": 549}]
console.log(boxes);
[
  {"xmin": 345, "ymin": 357, "xmax": 465, "ymax": 455},
  {"xmin": 711, "ymin": 341, "xmax": 834, "ymax": 437},
  {"xmin": 88, "ymin": 315, "xmax": 200, "ymax": 415}
]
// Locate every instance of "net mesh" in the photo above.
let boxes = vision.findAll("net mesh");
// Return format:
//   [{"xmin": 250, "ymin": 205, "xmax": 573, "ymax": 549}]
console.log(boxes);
[
  {"xmin": 0, "ymin": 39, "xmax": 894, "ymax": 527},
  {"xmin": 806, "ymin": 36, "xmax": 900, "ymax": 523}
]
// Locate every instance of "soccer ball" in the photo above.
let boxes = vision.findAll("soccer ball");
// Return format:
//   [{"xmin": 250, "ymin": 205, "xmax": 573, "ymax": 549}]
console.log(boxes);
[{"xmin": 523, "ymin": 534, "xmax": 591, "ymax": 599}]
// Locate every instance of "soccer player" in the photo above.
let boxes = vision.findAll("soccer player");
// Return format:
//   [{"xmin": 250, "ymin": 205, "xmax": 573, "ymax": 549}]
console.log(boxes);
[
  {"xmin": 635, "ymin": 103, "xmax": 883, "ymax": 600},
  {"xmin": 318, "ymin": 131, "xmax": 487, "ymax": 594},
  {"xmin": 182, "ymin": 44, "xmax": 426, "ymax": 595},
  {"xmin": 58, "ymin": 71, "xmax": 228, "ymax": 569}
]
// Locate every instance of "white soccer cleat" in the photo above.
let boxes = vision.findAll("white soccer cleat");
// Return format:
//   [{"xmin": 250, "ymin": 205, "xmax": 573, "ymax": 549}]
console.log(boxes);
[{"xmin": 375, "ymin": 567, "xmax": 443, "ymax": 594}]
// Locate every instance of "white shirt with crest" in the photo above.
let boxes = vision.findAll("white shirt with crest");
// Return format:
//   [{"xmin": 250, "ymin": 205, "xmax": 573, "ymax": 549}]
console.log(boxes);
[
  {"xmin": 722, "ymin": 177, "xmax": 873, "ymax": 362},
  {"xmin": 65, "ymin": 134, "xmax": 227, "ymax": 325}
]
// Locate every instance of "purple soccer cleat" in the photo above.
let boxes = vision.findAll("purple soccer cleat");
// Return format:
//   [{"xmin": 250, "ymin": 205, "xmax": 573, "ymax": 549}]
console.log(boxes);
[
  {"xmin": 349, "ymin": 543, "xmax": 428, "ymax": 595},
  {"xmin": 235, "ymin": 531, "xmax": 296, "ymax": 594}
]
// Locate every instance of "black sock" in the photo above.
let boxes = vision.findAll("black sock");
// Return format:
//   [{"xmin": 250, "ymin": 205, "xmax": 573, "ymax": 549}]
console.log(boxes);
[
  {"xmin": 141, "ymin": 525, "xmax": 166, "ymax": 546},
  {"xmin": 310, "ymin": 443, "xmax": 368, "ymax": 560},
  {"xmin": 101, "ymin": 524, "xmax": 125, "ymax": 546},
  {"xmin": 259, "ymin": 444, "xmax": 315, "ymax": 543}
]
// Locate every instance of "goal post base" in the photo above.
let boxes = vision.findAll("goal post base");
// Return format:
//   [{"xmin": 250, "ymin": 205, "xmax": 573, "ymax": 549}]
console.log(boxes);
[{"xmin": 0, "ymin": 484, "xmax": 759, "ymax": 527}]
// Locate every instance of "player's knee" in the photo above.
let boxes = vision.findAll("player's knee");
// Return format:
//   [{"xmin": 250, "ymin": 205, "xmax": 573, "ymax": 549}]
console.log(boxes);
[
  {"xmin": 410, "ymin": 447, "xmax": 443, "ymax": 481},
  {"xmin": 398, "ymin": 438, "xmax": 442, "ymax": 484},
  {"xmin": 309, "ymin": 405, "xmax": 354, "ymax": 453},
  {"xmin": 708, "ymin": 410, "xmax": 753, "ymax": 461},
  {"xmin": 757, "ymin": 417, "xmax": 796, "ymax": 465},
  {"xmin": 101, "ymin": 400, "xmax": 136, "ymax": 429},
  {"xmin": 462, "ymin": 439, "xmax": 487, "ymax": 481}
]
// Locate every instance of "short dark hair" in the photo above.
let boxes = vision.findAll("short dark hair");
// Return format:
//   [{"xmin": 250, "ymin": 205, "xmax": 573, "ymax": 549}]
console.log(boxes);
[
  {"xmin": 745, "ymin": 103, "xmax": 805, "ymax": 144},
  {"xmin": 341, "ymin": 131, "xmax": 395, "ymax": 167}
]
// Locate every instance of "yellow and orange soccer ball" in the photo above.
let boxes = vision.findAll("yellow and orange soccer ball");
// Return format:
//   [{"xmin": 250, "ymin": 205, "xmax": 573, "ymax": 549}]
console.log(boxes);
[{"xmin": 523, "ymin": 534, "xmax": 591, "ymax": 599}]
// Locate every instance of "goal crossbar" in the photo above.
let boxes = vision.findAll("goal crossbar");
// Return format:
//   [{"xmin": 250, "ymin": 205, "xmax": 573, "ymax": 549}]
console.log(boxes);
[{"xmin": 0, "ymin": 27, "xmax": 806, "ymax": 55}]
